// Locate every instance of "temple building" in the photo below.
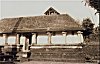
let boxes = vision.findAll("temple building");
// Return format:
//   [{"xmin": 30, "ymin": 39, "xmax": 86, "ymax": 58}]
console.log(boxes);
[{"xmin": 0, "ymin": 7, "xmax": 85, "ymax": 53}]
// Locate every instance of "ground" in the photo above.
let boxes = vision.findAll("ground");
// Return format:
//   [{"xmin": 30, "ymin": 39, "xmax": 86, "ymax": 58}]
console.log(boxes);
[{"xmin": 16, "ymin": 61, "xmax": 98, "ymax": 64}]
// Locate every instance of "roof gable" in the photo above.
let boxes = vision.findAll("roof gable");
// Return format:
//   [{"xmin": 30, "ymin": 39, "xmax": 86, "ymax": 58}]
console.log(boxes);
[{"xmin": 44, "ymin": 7, "xmax": 60, "ymax": 15}]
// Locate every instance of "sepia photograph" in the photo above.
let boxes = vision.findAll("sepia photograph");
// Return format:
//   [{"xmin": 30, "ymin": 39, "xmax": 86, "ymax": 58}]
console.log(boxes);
[{"xmin": 0, "ymin": 0, "xmax": 99, "ymax": 64}]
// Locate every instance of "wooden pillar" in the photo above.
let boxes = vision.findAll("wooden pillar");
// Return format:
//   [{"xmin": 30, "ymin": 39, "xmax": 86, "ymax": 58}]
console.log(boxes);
[
  {"xmin": 3, "ymin": 34, "xmax": 7, "ymax": 45},
  {"xmin": 32, "ymin": 33, "xmax": 37, "ymax": 44},
  {"xmin": 21, "ymin": 35, "xmax": 25, "ymax": 52},
  {"xmin": 62, "ymin": 32, "xmax": 67, "ymax": 44},
  {"xmin": 16, "ymin": 34, "xmax": 20, "ymax": 45},
  {"xmin": 29, "ymin": 34, "xmax": 32, "ymax": 45},
  {"xmin": 77, "ymin": 31, "xmax": 83, "ymax": 43},
  {"xmin": 23, "ymin": 36, "xmax": 30, "ymax": 51},
  {"xmin": 47, "ymin": 32, "xmax": 52, "ymax": 44},
  {"xmin": 22, "ymin": 36, "xmax": 30, "ymax": 58},
  {"xmin": 25, "ymin": 37, "xmax": 29, "ymax": 50}
]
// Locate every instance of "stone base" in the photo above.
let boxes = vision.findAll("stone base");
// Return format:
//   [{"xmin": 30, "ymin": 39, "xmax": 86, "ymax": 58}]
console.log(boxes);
[
  {"xmin": 22, "ymin": 53, "xmax": 28, "ymax": 58},
  {"xmin": 22, "ymin": 51, "xmax": 31, "ymax": 58}
]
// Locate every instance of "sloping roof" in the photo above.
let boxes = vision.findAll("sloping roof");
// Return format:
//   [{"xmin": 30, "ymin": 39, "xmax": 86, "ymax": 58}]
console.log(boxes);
[
  {"xmin": 0, "ymin": 18, "xmax": 19, "ymax": 33},
  {"xmin": 0, "ymin": 14, "xmax": 84, "ymax": 33}
]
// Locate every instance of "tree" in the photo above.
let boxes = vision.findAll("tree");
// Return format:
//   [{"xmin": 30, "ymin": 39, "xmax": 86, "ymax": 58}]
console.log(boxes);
[
  {"xmin": 84, "ymin": 0, "xmax": 100, "ymax": 11},
  {"xmin": 94, "ymin": 26, "xmax": 99, "ymax": 34},
  {"xmin": 82, "ymin": 18, "xmax": 94, "ymax": 38}
]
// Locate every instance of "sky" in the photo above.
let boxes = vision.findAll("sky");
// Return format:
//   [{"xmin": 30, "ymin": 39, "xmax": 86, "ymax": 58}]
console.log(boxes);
[
  {"xmin": 0, "ymin": 0, "xmax": 99, "ymax": 27},
  {"xmin": 0, "ymin": 0, "xmax": 99, "ymax": 45}
]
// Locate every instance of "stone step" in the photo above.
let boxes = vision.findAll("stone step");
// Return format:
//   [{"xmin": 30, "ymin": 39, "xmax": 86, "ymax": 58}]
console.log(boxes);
[
  {"xmin": 30, "ymin": 54, "xmax": 85, "ymax": 60},
  {"xmin": 30, "ymin": 48, "xmax": 81, "ymax": 52},
  {"xmin": 0, "ymin": 61, "xmax": 15, "ymax": 64},
  {"xmin": 31, "ymin": 53, "xmax": 84, "ymax": 56},
  {"xmin": 30, "ymin": 48, "xmax": 84, "ymax": 60},
  {"xmin": 31, "ymin": 55, "xmax": 84, "ymax": 59},
  {"xmin": 19, "ymin": 48, "xmax": 85, "ymax": 62},
  {"xmin": 32, "ymin": 52, "xmax": 77, "ymax": 55},
  {"xmin": 28, "ymin": 58, "xmax": 85, "ymax": 63},
  {"xmin": 31, "ymin": 51, "xmax": 84, "ymax": 57}
]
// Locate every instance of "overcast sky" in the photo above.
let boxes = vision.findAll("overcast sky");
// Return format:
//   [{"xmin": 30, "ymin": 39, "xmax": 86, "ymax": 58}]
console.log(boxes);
[{"xmin": 0, "ymin": 0, "xmax": 99, "ymax": 27}]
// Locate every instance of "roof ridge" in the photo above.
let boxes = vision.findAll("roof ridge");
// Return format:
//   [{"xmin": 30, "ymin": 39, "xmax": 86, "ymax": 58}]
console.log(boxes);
[
  {"xmin": 0, "ymin": 14, "xmax": 70, "ymax": 20},
  {"xmin": 12, "ymin": 17, "xmax": 23, "ymax": 33}
]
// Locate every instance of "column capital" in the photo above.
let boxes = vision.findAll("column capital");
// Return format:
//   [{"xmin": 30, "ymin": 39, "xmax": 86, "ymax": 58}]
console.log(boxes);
[
  {"xmin": 32, "ymin": 33, "xmax": 37, "ymax": 35},
  {"xmin": 47, "ymin": 32, "xmax": 52, "ymax": 35},
  {"xmin": 77, "ymin": 31, "xmax": 83, "ymax": 34},
  {"xmin": 17, "ymin": 33, "xmax": 20, "ymax": 36},
  {"xmin": 62, "ymin": 32, "xmax": 67, "ymax": 36},
  {"xmin": 62, "ymin": 32, "xmax": 67, "ymax": 34},
  {"xmin": 3, "ymin": 34, "xmax": 7, "ymax": 36}
]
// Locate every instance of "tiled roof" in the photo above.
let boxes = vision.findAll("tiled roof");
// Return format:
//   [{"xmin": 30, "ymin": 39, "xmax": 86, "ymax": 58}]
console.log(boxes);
[
  {"xmin": 0, "ymin": 18, "xmax": 19, "ymax": 33},
  {"xmin": 0, "ymin": 14, "xmax": 84, "ymax": 33}
]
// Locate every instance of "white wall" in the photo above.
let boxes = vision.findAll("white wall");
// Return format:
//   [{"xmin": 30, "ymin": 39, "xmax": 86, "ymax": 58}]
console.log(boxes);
[
  {"xmin": 7, "ymin": 36, "xmax": 16, "ymax": 45},
  {"xmin": 32, "ymin": 33, "xmax": 82, "ymax": 45},
  {"xmin": 0, "ymin": 33, "xmax": 83, "ymax": 45},
  {"xmin": 0, "ymin": 36, "xmax": 5, "ymax": 45},
  {"xmin": 37, "ymin": 35, "xmax": 48, "ymax": 45},
  {"xmin": 66, "ymin": 34, "xmax": 80, "ymax": 44},
  {"xmin": 20, "ymin": 36, "xmax": 25, "ymax": 45},
  {"xmin": 51, "ymin": 35, "xmax": 65, "ymax": 44}
]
